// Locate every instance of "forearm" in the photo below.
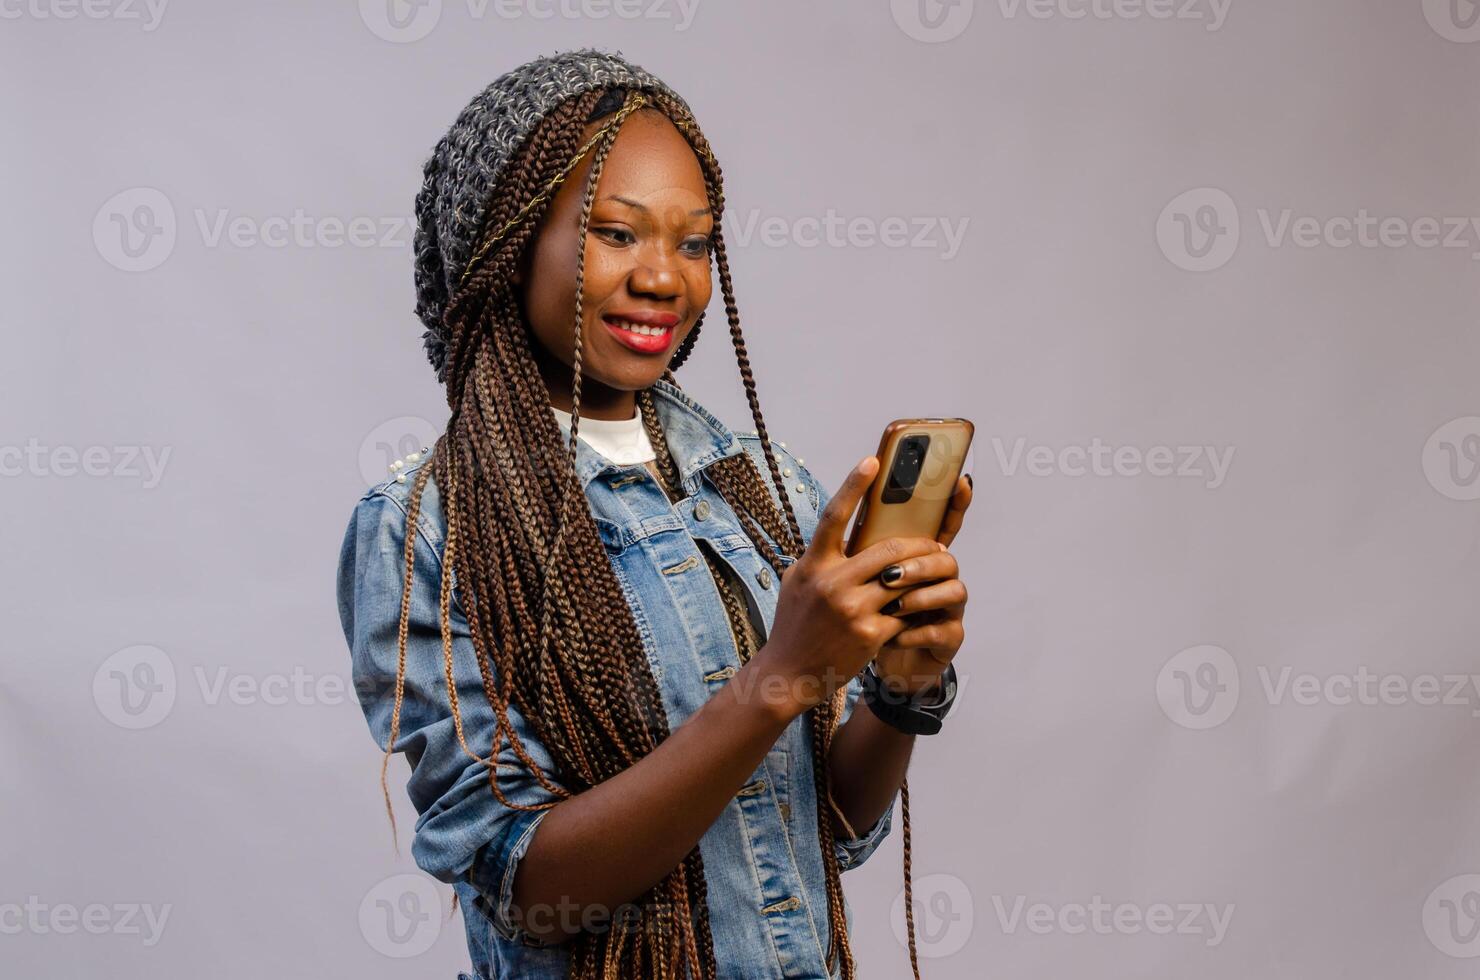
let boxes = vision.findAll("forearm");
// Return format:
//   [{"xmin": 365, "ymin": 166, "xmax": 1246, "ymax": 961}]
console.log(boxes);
[
  {"xmin": 509, "ymin": 651, "xmax": 798, "ymax": 943},
  {"xmin": 825, "ymin": 693, "xmax": 916, "ymax": 839}
]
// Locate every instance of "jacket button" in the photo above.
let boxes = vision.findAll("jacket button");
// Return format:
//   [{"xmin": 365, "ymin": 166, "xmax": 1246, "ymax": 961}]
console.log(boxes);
[
  {"xmin": 756, "ymin": 568, "xmax": 773, "ymax": 589},
  {"xmin": 760, "ymin": 895, "xmax": 802, "ymax": 915},
  {"xmin": 694, "ymin": 499, "xmax": 711, "ymax": 521}
]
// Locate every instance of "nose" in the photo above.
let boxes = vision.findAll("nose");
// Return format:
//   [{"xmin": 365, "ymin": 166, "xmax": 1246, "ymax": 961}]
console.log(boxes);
[{"xmin": 627, "ymin": 249, "xmax": 683, "ymax": 300}]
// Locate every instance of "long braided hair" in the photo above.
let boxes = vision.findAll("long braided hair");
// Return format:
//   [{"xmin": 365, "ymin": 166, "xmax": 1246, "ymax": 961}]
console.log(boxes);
[{"xmin": 378, "ymin": 85, "xmax": 911, "ymax": 978}]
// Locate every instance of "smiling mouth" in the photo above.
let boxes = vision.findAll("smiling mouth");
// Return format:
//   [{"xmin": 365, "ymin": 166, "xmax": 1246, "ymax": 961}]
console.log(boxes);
[{"xmin": 603, "ymin": 315, "xmax": 676, "ymax": 354}]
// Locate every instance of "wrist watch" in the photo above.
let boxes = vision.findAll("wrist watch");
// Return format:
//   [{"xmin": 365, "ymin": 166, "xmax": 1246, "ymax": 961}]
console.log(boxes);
[{"xmin": 859, "ymin": 660, "xmax": 958, "ymax": 735}]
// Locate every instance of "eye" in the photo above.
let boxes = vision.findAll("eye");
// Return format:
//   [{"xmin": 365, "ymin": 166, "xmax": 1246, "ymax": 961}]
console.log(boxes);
[
  {"xmin": 591, "ymin": 226, "xmax": 635, "ymax": 246},
  {"xmin": 681, "ymin": 235, "xmax": 713, "ymax": 258}
]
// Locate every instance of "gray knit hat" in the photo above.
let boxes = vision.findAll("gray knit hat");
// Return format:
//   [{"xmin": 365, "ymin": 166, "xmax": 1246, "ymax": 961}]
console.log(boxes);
[{"xmin": 412, "ymin": 48, "xmax": 696, "ymax": 384}]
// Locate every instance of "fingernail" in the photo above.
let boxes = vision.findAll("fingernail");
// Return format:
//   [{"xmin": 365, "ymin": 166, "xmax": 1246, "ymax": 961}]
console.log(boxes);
[
  {"xmin": 964, "ymin": 473, "xmax": 973, "ymax": 489},
  {"xmin": 880, "ymin": 564, "xmax": 904, "ymax": 585},
  {"xmin": 881, "ymin": 598, "xmax": 901, "ymax": 616}
]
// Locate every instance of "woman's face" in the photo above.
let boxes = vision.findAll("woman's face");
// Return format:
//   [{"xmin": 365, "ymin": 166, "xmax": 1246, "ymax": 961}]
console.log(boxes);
[{"xmin": 518, "ymin": 107, "xmax": 714, "ymax": 417}]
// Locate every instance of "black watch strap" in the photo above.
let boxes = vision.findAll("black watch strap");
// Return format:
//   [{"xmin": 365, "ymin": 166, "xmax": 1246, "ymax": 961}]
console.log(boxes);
[{"xmin": 859, "ymin": 661, "xmax": 958, "ymax": 735}]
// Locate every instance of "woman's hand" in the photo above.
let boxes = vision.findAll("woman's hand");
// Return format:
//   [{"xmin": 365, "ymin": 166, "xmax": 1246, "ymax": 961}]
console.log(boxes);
[
  {"xmin": 758, "ymin": 458, "xmax": 974, "ymax": 716},
  {"xmin": 758, "ymin": 457, "xmax": 940, "ymax": 717},
  {"xmin": 872, "ymin": 473, "xmax": 972, "ymax": 697}
]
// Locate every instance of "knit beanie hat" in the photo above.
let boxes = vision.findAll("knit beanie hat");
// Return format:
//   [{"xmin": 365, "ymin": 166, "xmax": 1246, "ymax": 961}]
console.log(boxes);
[{"xmin": 412, "ymin": 48, "xmax": 697, "ymax": 385}]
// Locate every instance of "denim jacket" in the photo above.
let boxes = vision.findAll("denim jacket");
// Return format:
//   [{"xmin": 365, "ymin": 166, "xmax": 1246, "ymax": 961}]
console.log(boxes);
[{"xmin": 336, "ymin": 377, "xmax": 896, "ymax": 979}]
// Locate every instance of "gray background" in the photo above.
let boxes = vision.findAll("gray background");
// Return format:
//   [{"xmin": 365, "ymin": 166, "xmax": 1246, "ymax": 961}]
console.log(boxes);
[{"xmin": 4, "ymin": 0, "xmax": 1480, "ymax": 977}]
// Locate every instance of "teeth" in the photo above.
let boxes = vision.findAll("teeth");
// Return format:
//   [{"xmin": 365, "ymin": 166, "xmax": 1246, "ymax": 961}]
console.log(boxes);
[{"xmin": 611, "ymin": 318, "xmax": 668, "ymax": 337}]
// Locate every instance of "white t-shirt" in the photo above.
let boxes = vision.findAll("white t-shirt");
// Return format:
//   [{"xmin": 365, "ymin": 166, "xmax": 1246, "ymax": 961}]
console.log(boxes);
[{"xmin": 548, "ymin": 404, "xmax": 656, "ymax": 465}]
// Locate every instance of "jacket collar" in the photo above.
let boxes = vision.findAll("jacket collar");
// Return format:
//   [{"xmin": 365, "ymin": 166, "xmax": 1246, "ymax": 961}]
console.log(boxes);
[{"xmin": 551, "ymin": 377, "xmax": 744, "ymax": 494}]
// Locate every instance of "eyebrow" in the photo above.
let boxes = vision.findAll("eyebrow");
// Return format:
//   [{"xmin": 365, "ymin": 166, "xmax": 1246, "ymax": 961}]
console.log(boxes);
[{"xmin": 602, "ymin": 195, "xmax": 711, "ymax": 217}]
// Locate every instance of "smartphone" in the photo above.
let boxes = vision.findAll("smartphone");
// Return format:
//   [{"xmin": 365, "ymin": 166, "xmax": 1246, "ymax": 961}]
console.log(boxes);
[{"xmin": 844, "ymin": 418, "xmax": 975, "ymax": 557}]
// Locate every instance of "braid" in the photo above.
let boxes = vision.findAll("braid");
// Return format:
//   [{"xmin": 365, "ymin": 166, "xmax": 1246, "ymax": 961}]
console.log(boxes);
[{"xmin": 380, "ymin": 85, "xmax": 914, "ymax": 978}]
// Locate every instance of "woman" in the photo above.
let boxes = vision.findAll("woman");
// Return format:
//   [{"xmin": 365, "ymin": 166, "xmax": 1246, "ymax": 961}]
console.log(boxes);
[{"xmin": 336, "ymin": 49, "xmax": 972, "ymax": 980}]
